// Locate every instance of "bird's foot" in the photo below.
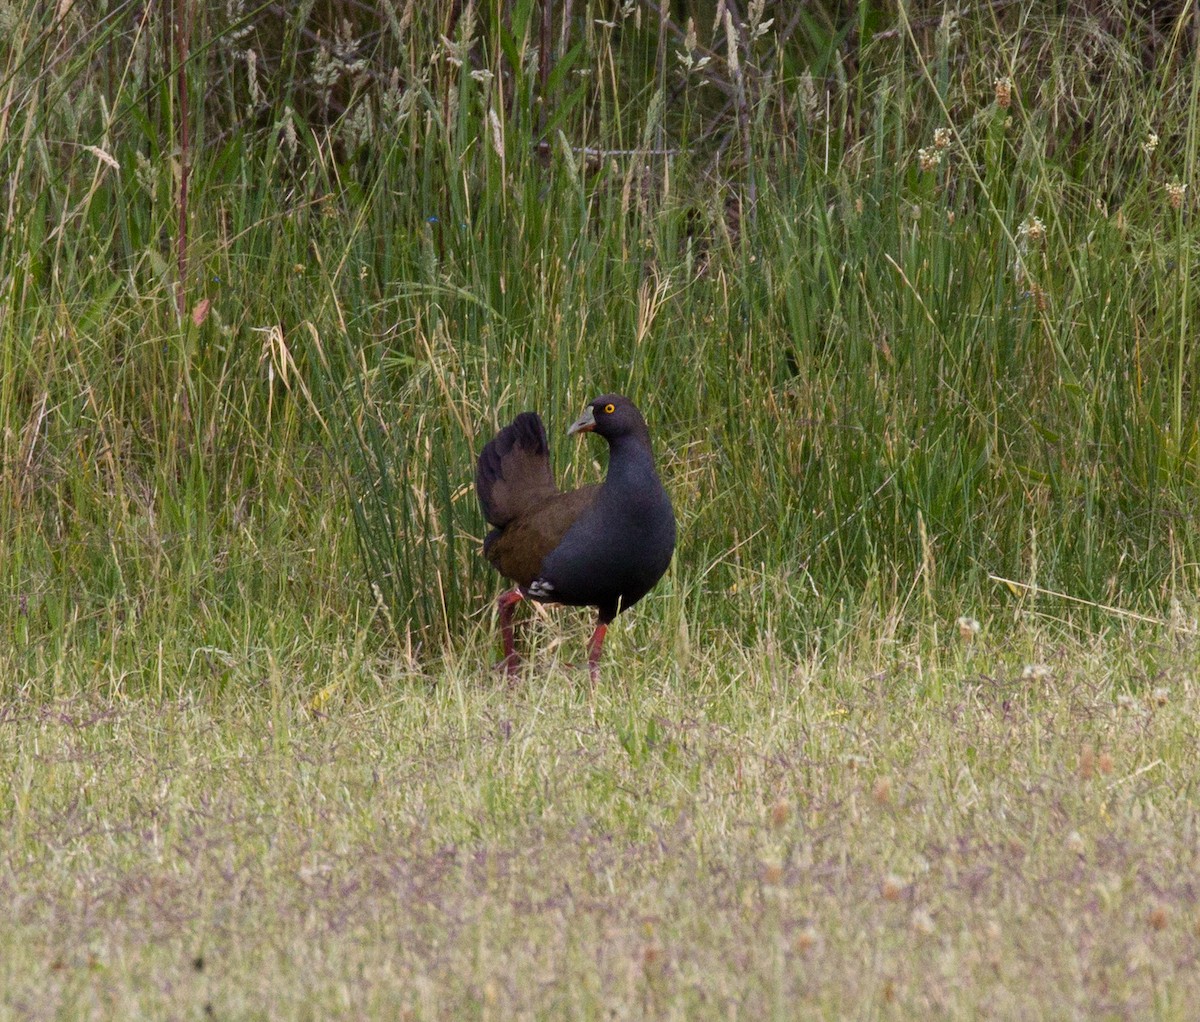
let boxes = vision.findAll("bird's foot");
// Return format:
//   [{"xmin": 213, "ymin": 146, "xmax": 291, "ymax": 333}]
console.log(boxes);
[
  {"xmin": 495, "ymin": 652, "xmax": 522, "ymax": 677},
  {"xmin": 559, "ymin": 659, "xmax": 601, "ymax": 686}
]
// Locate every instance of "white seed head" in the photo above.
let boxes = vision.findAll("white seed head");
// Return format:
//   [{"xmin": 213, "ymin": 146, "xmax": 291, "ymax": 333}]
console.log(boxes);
[
  {"xmin": 488, "ymin": 108, "xmax": 505, "ymax": 160},
  {"xmin": 1018, "ymin": 215, "xmax": 1046, "ymax": 245},
  {"xmin": 684, "ymin": 16, "xmax": 698, "ymax": 52},
  {"xmin": 723, "ymin": 9, "xmax": 741, "ymax": 77}
]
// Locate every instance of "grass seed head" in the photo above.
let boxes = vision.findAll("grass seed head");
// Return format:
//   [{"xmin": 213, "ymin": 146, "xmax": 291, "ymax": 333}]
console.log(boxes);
[
  {"xmin": 1079, "ymin": 744, "xmax": 1095, "ymax": 779},
  {"xmin": 770, "ymin": 799, "xmax": 791, "ymax": 827},
  {"xmin": 795, "ymin": 925, "xmax": 820, "ymax": 954},
  {"xmin": 911, "ymin": 908, "xmax": 936, "ymax": 935},
  {"xmin": 994, "ymin": 76, "xmax": 1013, "ymax": 108},
  {"xmin": 1018, "ymin": 215, "xmax": 1046, "ymax": 246},
  {"xmin": 918, "ymin": 147, "xmax": 942, "ymax": 173},
  {"xmin": 1029, "ymin": 281, "xmax": 1049, "ymax": 312},
  {"xmin": 641, "ymin": 944, "xmax": 665, "ymax": 977},
  {"xmin": 881, "ymin": 874, "xmax": 905, "ymax": 902}
]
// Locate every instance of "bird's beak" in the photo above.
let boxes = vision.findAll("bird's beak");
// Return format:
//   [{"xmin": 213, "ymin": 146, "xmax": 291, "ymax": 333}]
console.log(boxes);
[{"xmin": 567, "ymin": 406, "xmax": 596, "ymax": 436}]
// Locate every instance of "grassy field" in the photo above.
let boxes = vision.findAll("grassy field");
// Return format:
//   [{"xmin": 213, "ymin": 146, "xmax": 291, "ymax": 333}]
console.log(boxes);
[
  {"xmin": 3, "ymin": 627, "xmax": 1200, "ymax": 1018},
  {"xmin": 2, "ymin": 0, "xmax": 1200, "ymax": 1017}
]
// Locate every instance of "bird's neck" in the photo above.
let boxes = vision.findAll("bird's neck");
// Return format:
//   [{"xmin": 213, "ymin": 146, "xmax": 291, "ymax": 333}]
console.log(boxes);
[{"xmin": 603, "ymin": 433, "xmax": 657, "ymax": 484}]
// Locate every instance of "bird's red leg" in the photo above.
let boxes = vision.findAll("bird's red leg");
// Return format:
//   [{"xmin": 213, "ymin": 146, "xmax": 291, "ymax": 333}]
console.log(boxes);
[
  {"xmin": 586, "ymin": 622, "xmax": 608, "ymax": 686},
  {"xmin": 496, "ymin": 589, "xmax": 524, "ymax": 675}
]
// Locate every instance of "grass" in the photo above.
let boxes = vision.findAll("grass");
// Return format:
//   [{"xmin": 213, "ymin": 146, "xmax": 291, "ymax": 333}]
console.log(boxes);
[
  {"xmin": 2, "ymin": 0, "xmax": 1200, "ymax": 1016},
  {"xmin": 5, "ymin": 0, "xmax": 1198, "ymax": 663},
  {"xmin": 2, "ymin": 624, "xmax": 1199, "ymax": 1018}
]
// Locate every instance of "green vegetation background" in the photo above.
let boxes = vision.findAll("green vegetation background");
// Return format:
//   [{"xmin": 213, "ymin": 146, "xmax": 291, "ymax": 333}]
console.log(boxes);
[{"xmin": 2, "ymin": 0, "xmax": 1198, "ymax": 693}]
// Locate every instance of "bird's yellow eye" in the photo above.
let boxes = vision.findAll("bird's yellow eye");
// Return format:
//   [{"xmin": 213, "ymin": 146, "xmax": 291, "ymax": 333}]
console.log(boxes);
[{"xmin": 603, "ymin": 403, "xmax": 615, "ymax": 414}]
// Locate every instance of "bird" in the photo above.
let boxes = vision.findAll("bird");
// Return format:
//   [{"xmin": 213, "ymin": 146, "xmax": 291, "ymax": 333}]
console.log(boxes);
[{"xmin": 475, "ymin": 394, "xmax": 676, "ymax": 683}]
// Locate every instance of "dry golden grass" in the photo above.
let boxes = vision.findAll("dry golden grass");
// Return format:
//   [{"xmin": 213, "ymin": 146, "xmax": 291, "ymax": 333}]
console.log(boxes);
[{"xmin": 2, "ymin": 619, "xmax": 1198, "ymax": 1019}]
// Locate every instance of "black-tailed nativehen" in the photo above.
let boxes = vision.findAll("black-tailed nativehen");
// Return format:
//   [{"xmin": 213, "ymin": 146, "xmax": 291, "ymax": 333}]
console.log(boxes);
[{"xmin": 475, "ymin": 394, "xmax": 675, "ymax": 682}]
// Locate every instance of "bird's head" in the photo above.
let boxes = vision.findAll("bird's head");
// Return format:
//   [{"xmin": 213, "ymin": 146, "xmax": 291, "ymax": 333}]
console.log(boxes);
[{"xmin": 567, "ymin": 394, "xmax": 649, "ymax": 441}]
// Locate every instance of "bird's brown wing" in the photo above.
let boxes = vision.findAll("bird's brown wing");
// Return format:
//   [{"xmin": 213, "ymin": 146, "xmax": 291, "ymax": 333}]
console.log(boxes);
[
  {"xmin": 484, "ymin": 484, "xmax": 601, "ymax": 588},
  {"xmin": 476, "ymin": 412, "xmax": 559, "ymax": 528}
]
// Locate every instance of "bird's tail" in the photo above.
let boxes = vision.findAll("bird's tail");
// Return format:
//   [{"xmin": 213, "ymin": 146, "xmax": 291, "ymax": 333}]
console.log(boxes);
[{"xmin": 475, "ymin": 412, "xmax": 559, "ymax": 527}]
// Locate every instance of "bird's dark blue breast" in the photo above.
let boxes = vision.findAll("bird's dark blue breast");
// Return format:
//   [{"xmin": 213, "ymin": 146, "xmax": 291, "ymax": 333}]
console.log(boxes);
[{"xmin": 538, "ymin": 482, "xmax": 675, "ymax": 620}]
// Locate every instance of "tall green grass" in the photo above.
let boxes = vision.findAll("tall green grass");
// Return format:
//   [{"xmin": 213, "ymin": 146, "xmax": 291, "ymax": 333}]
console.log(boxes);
[{"xmin": 2, "ymin": 1, "xmax": 1198, "ymax": 691}]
